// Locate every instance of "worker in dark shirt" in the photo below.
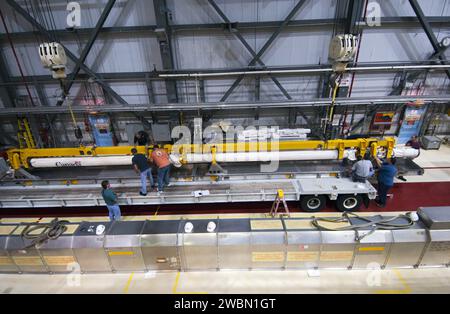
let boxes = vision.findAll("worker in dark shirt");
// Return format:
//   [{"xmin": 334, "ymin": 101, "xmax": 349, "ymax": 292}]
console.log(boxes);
[
  {"xmin": 101, "ymin": 180, "xmax": 121, "ymax": 221},
  {"xmin": 398, "ymin": 135, "xmax": 421, "ymax": 182},
  {"xmin": 374, "ymin": 156, "xmax": 398, "ymax": 208},
  {"xmin": 406, "ymin": 135, "xmax": 421, "ymax": 150},
  {"xmin": 131, "ymin": 148, "xmax": 154, "ymax": 196},
  {"xmin": 134, "ymin": 130, "xmax": 149, "ymax": 146}
]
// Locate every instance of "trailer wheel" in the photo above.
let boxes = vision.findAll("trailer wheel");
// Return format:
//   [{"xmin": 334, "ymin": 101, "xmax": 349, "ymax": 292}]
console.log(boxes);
[
  {"xmin": 300, "ymin": 195, "xmax": 326, "ymax": 212},
  {"xmin": 336, "ymin": 194, "xmax": 362, "ymax": 212}
]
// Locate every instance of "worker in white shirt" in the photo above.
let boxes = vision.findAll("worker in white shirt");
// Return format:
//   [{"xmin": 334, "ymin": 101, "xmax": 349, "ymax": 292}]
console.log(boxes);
[{"xmin": 351, "ymin": 153, "xmax": 374, "ymax": 183}]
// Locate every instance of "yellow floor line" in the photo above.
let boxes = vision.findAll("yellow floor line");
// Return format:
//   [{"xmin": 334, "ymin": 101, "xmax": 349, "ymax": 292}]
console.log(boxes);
[
  {"xmin": 376, "ymin": 269, "xmax": 412, "ymax": 294},
  {"xmin": 123, "ymin": 272, "xmax": 135, "ymax": 294},
  {"xmin": 172, "ymin": 271, "xmax": 181, "ymax": 294},
  {"xmin": 172, "ymin": 271, "xmax": 208, "ymax": 294}
]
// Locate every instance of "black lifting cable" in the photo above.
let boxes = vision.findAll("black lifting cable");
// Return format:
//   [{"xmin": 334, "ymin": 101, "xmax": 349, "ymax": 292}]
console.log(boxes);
[
  {"xmin": 24, "ymin": 0, "xmax": 43, "ymax": 43},
  {"xmin": 311, "ymin": 212, "xmax": 415, "ymax": 242},
  {"xmin": 21, "ymin": 218, "xmax": 70, "ymax": 249}
]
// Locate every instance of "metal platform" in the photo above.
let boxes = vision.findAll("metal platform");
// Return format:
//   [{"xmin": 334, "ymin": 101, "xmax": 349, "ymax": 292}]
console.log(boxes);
[
  {"xmin": 1, "ymin": 209, "xmax": 449, "ymax": 273},
  {"xmin": 0, "ymin": 177, "xmax": 376, "ymax": 208}
]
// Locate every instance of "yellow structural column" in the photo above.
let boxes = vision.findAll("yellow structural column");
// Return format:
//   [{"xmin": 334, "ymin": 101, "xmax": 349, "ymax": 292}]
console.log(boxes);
[
  {"xmin": 210, "ymin": 146, "xmax": 217, "ymax": 165},
  {"xmin": 370, "ymin": 142, "xmax": 378, "ymax": 158},
  {"xmin": 386, "ymin": 138, "xmax": 395, "ymax": 158},
  {"xmin": 11, "ymin": 153, "xmax": 21, "ymax": 170},
  {"xmin": 359, "ymin": 139, "xmax": 368, "ymax": 158},
  {"xmin": 337, "ymin": 140, "xmax": 345, "ymax": 159}
]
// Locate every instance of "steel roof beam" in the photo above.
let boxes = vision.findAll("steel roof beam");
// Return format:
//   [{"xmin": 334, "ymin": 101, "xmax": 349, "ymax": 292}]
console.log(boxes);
[
  {"xmin": 153, "ymin": 0, "xmax": 178, "ymax": 103},
  {"xmin": 0, "ymin": 50, "xmax": 15, "ymax": 108},
  {"xmin": 344, "ymin": 0, "xmax": 365, "ymax": 35},
  {"xmin": 408, "ymin": 0, "xmax": 450, "ymax": 80},
  {"xmin": 2, "ymin": 61, "xmax": 449, "ymax": 87},
  {"xmin": 209, "ymin": 0, "xmax": 308, "ymax": 102},
  {"xmin": 56, "ymin": 0, "xmax": 117, "ymax": 106},
  {"xmin": 5, "ymin": 0, "xmax": 128, "ymax": 105},
  {"xmin": 0, "ymin": 96, "xmax": 448, "ymax": 116}
]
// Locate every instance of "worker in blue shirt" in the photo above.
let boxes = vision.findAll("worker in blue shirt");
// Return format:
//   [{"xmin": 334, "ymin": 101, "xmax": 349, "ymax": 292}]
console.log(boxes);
[
  {"xmin": 101, "ymin": 180, "xmax": 121, "ymax": 221},
  {"xmin": 374, "ymin": 156, "xmax": 398, "ymax": 208}
]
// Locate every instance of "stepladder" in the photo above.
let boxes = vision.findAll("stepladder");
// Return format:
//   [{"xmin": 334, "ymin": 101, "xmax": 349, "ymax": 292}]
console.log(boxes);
[{"xmin": 269, "ymin": 189, "xmax": 290, "ymax": 218}]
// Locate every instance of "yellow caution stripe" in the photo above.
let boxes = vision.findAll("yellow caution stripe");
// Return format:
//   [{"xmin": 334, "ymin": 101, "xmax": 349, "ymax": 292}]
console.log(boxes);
[
  {"xmin": 44, "ymin": 256, "xmax": 76, "ymax": 266},
  {"xmin": 108, "ymin": 251, "xmax": 134, "ymax": 256},
  {"xmin": 359, "ymin": 247, "xmax": 385, "ymax": 252},
  {"xmin": 252, "ymin": 252, "xmax": 284, "ymax": 262},
  {"xmin": 12, "ymin": 256, "xmax": 43, "ymax": 266},
  {"xmin": 0, "ymin": 256, "xmax": 13, "ymax": 266}
]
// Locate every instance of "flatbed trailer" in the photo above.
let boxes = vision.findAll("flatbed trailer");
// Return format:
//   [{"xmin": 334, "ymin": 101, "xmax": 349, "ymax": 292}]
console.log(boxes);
[{"xmin": 0, "ymin": 174, "xmax": 376, "ymax": 212}]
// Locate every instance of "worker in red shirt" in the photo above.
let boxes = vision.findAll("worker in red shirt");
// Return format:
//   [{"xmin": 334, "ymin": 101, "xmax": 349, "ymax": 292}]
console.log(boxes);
[{"xmin": 150, "ymin": 144, "xmax": 171, "ymax": 193}]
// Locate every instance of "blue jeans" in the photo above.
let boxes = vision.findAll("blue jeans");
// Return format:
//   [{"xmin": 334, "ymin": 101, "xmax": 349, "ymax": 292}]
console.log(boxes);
[
  {"xmin": 140, "ymin": 168, "xmax": 154, "ymax": 194},
  {"xmin": 106, "ymin": 204, "xmax": 121, "ymax": 221},
  {"xmin": 377, "ymin": 182, "xmax": 392, "ymax": 206},
  {"xmin": 157, "ymin": 165, "xmax": 171, "ymax": 192}
]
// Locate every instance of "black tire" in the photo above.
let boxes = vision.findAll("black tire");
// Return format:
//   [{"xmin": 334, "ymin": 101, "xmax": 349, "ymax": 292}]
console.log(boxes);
[
  {"xmin": 300, "ymin": 195, "xmax": 327, "ymax": 212},
  {"xmin": 336, "ymin": 194, "xmax": 362, "ymax": 212}
]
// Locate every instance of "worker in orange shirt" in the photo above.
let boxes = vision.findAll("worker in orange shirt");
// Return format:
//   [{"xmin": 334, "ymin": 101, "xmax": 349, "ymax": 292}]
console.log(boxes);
[{"xmin": 150, "ymin": 144, "xmax": 171, "ymax": 193}]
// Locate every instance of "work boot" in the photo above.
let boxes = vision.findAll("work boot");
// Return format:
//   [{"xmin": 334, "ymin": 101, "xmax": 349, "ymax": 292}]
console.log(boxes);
[
  {"xmin": 375, "ymin": 202, "xmax": 385, "ymax": 208},
  {"xmin": 397, "ymin": 176, "xmax": 407, "ymax": 182}
]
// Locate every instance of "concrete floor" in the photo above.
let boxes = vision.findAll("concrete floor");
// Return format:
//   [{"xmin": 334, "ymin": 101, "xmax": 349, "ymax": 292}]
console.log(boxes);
[
  {"xmin": 400, "ymin": 144, "xmax": 450, "ymax": 183},
  {"xmin": 1, "ymin": 267, "xmax": 450, "ymax": 294}
]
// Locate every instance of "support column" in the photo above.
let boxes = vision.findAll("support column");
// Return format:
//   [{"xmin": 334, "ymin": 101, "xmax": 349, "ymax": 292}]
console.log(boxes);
[{"xmin": 153, "ymin": 0, "xmax": 178, "ymax": 103}]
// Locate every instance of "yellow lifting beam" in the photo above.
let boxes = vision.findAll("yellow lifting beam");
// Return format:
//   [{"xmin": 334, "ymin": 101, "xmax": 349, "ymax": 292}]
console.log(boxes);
[{"xmin": 6, "ymin": 137, "xmax": 395, "ymax": 170}]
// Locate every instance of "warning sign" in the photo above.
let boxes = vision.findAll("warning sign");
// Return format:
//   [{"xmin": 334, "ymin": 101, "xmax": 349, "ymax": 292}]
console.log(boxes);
[
  {"xmin": 320, "ymin": 251, "xmax": 353, "ymax": 262},
  {"xmin": 0, "ymin": 256, "xmax": 13, "ymax": 266},
  {"xmin": 250, "ymin": 220, "xmax": 283, "ymax": 230},
  {"xmin": 287, "ymin": 251, "xmax": 319, "ymax": 262},
  {"xmin": 44, "ymin": 256, "xmax": 76, "ymax": 266},
  {"xmin": 252, "ymin": 252, "xmax": 284, "ymax": 262},
  {"xmin": 284, "ymin": 220, "xmax": 313, "ymax": 230},
  {"xmin": 12, "ymin": 256, "xmax": 43, "ymax": 266}
]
